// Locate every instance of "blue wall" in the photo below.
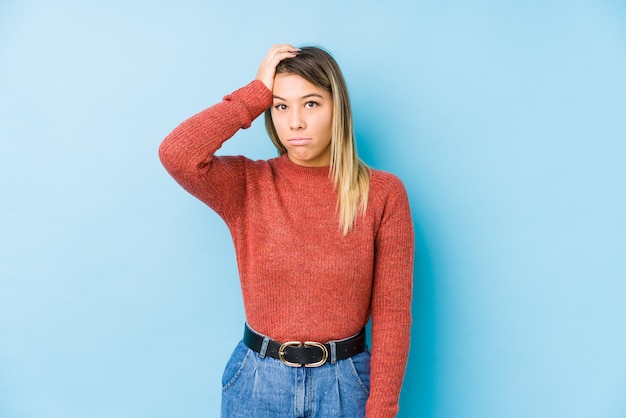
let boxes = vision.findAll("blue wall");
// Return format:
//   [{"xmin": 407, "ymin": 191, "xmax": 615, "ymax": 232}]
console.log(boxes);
[{"xmin": 1, "ymin": 1, "xmax": 625, "ymax": 417}]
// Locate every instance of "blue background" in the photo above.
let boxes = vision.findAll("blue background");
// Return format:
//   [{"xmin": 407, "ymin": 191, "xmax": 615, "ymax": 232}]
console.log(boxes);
[{"xmin": 1, "ymin": 1, "xmax": 625, "ymax": 417}]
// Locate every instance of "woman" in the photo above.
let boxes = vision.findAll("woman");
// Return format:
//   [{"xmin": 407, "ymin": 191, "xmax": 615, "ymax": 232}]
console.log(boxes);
[{"xmin": 159, "ymin": 44, "xmax": 414, "ymax": 417}]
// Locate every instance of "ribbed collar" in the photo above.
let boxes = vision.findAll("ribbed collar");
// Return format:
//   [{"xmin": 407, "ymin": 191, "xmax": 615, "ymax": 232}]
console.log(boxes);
[{"xmin": 271, "ymin": 154, "xmax": 332, "ymax": 181}]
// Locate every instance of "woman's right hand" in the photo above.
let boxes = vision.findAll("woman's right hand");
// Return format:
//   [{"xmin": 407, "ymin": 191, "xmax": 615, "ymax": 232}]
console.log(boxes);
[{"xmin": 256, "ymin": 44, "xmax": 300, "ymax": 91}]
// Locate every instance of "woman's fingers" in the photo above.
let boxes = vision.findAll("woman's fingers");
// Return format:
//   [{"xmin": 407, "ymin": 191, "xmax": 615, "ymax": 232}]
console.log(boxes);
[{"xmin": 256, "ymin": 44, "xmax": 300, "ymax": 91}]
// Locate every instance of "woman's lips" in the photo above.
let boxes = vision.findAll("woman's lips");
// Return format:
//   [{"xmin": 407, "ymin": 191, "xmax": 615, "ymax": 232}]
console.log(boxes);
[{"xmin": 288, "ymin": 137, "xmax": 313, "ymax": 146}]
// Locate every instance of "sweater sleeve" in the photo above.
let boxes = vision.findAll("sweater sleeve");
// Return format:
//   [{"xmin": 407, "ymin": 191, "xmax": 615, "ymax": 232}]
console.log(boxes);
[
  {"xmin": 366, "ymin": 175, "xmax": 414, "ymax": 418},
  {"xmin": 158, "ymin": 80, "xmax": 272, "ymax": 223}
]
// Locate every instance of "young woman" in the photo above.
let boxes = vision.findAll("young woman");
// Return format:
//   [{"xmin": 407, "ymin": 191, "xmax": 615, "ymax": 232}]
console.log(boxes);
[{"xmin": 159, "ymin": 44, "xmax": 414, "ymax": 417}]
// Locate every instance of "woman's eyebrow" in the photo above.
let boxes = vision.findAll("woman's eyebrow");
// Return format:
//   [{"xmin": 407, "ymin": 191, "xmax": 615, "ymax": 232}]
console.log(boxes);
[
  {"xmin": 301, "ymin": 93, "xmax": 324, "ymax": 99},
  {"xmin": 272, "ymin": 93, "xmax": 325, "ymax": 100}
]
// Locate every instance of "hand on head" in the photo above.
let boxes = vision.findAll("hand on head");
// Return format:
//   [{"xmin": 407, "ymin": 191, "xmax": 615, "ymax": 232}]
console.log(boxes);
[{"xmin": 256, "ymin": 44, "xmax": 300, "ymax": 91}]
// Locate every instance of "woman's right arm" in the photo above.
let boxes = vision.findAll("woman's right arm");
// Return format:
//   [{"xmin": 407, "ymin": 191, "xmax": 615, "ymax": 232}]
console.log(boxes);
[
  {"xmin": 158, "ymin": 80, "xmax": 272, "ymax": 222},
  {"xmin": 158, "ymin": 44, "xmax": 299, "ymax": 222}
]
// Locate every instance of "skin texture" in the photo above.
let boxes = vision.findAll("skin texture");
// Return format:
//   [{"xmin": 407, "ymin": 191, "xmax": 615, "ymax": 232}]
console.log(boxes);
[{"xmin": 270, "ymin": 73, "xmax": 333, "ymax": 167}]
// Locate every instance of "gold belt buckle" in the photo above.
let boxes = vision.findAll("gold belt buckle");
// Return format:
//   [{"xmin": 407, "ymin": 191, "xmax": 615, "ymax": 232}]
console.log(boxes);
[{"xmin": 278, "ymin": 341, "xmax": 329, "ymax": 368}]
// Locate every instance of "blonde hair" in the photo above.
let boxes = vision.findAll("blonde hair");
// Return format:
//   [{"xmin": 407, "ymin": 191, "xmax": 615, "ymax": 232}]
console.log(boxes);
[{"xmin": 264, "ymin": 46, "xmax": 370, "ymax": 235}]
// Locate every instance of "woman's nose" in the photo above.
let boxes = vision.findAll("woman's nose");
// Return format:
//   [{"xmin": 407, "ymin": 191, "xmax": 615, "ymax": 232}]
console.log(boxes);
[{"xmin": 290, "ymin": 109, "xmax": 305, "ymax": 130}]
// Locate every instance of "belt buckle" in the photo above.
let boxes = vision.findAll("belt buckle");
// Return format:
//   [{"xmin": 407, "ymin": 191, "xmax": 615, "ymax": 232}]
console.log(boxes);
[{"xmin": 278, "ymin": 341, "xmax": 329, "ymax": 368}]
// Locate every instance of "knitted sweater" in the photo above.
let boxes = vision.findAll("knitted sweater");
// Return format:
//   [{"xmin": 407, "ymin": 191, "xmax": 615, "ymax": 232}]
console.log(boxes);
[{"xmin": 159, "ymin": 80, "xmax": 414, "ymax": 417}]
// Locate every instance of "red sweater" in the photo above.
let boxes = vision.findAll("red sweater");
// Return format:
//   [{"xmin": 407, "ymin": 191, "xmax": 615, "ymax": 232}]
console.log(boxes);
[{"xmin": 159, "ymin": 80, "xmax": 414, "ymax": 417}]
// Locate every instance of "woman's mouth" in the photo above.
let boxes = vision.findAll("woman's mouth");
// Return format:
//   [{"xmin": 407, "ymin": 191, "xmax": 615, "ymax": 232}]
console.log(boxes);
[{"xmin": 288, "ymin": 137, "xmax": 313, "ymax": 146}]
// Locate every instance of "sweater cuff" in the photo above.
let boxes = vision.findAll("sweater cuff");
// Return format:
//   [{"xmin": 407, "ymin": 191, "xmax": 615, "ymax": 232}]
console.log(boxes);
[{"xmin": 366, "ymin": 396, "xmax": 400, "ymax": 418}]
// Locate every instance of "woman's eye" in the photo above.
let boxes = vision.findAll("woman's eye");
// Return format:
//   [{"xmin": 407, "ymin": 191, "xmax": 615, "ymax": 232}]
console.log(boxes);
[
  {"xmin": 305, "ymin": 101, "xmax": 319, "ymax": 108},
  {"xmin": 274, "ymin": 104, "xmax": 287, "ymax": 111}
]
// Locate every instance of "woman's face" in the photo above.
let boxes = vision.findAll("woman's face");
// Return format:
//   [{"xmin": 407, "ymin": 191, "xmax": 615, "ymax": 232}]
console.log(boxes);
[{"xmin": 271, "ymin": 73, "xmax": 333, "ymax": 167}]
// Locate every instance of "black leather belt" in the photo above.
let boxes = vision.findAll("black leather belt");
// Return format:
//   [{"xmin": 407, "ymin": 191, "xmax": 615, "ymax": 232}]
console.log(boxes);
[{"xmin": 243, "ymin": 324, "xmax": 366, "ymax": 368}]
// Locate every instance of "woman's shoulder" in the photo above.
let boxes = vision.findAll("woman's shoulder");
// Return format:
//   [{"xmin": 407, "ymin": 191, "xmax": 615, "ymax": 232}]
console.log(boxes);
[
  {"xmin": 369, "ymin": 167, "xmax": 408, "ymax": 194},
  {"xmin": 367, "ymin": 168, "xmax": 412, "ymax": 229},
  {"xmin": 366, "ymin": 167, "xmax": 410, "ymax": 211}
]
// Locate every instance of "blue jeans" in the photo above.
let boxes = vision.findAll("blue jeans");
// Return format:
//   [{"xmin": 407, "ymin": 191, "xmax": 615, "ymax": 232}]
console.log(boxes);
[{"xmin": 221, "ymin": 339, "xmax": 371, "ymax": 417}]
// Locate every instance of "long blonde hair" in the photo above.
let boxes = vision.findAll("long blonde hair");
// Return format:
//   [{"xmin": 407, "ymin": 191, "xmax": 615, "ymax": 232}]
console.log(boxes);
[{"xmin": 264, "ymin": 46, "xmax": 370, "ymax": 235}]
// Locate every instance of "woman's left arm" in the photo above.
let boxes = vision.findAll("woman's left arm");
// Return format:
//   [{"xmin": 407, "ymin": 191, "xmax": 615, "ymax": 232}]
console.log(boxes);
[{"xmin": 366, "ymin": 174, "xmax": 415, "ymax": 418}]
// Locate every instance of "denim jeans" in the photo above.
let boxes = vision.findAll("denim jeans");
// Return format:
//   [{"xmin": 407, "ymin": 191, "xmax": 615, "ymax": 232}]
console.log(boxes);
[{"xmin": 221, "ymin": 339, "xmax": 371, "ymax": 417}]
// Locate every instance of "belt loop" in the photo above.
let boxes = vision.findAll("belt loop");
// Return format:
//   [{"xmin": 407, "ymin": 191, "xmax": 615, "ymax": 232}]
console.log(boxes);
[
  {"xmin": 329, "ymin": 341, "xmax": 337, "ymax": 364},
  {"xmin": 259, "ymin": 336, "xmax": 270, "ymax": 359}
]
